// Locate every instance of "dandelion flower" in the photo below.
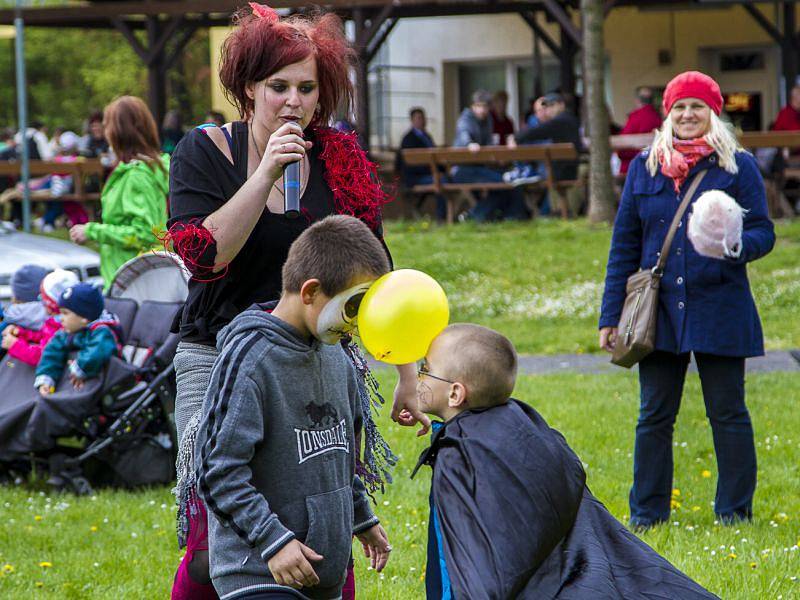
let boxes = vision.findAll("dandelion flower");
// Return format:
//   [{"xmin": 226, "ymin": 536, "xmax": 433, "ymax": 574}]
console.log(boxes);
[
  {"xmin": 750, "ymin": 562, "xmax": 757, "ymax": 569},
  {"xmin": 35, "ymin": 581, "xmax": 44, "ymax": 588},
  {"xmin": 90, "ymin": 525, "xmax": 98, "ymax": 532},
  {"xmin": 728, "ymin": 553, "xmax": 737, "ymax": 559},
  {"xmin": 34, "ymin": 515, "xmax": 43, "ymax": 521},
  {"xmin": 2, "ymin": 564, "xmax": 14, "ymax": 573},
  {"xmin": 39, "ymin": 561, "xmax": 52, "ymax": 568},
  {"xmin": 672, "ymin": 489, "xmax": 681, "ymax": 497},
  {"xmin": 692, "ymin": 506, "xmax": 701, "ymax": 512},
  {"xmin": 701, "ymin": 470, "xmax": 711, "ymax": 478}
]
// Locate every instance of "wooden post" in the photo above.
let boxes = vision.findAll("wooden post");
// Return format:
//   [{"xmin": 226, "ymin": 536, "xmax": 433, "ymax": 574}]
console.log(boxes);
[
  {"xmin": 146, "ymin": 16, "xmax": 167, "ymax": 128},
  {"xmin": 783, "ymin": 1, "xmax": 798, "ymax": 99},
  {"xmin": 353, "ymin": 9, "xmax": 371, "ymax": 148}
]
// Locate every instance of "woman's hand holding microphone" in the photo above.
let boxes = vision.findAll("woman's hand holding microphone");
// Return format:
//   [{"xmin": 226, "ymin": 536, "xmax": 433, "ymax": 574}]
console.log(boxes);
[{"xmin": 256, "ymin": 121, "xmax": 313, "ymax": 183}]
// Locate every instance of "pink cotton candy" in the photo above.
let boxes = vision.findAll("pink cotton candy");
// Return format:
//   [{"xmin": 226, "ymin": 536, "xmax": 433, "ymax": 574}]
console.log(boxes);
[{"xmin": 688, "ymin": 190, "xmax": 745, "ymax": 259}]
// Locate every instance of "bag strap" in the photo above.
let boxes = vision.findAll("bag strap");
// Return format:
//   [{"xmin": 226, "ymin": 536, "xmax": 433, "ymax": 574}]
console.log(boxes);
[{"xmin": 654, "ymin": 169, "xmax": 708, "ymax": 274}]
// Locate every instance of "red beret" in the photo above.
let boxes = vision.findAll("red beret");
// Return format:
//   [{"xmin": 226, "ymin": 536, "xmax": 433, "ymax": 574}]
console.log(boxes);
[{"xmin": 662, "ymin": 71, "xmax": 723, "ymax": 115}]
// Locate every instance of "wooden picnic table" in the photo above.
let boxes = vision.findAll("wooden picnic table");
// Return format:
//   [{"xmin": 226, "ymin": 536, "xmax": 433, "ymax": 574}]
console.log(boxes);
[
  {"xmin": 401, "ymin": 143, "xmax": 582, "ymax": 222},
  {"xmin": 0, "ymin": 159, "xmax": 106, "ymax": 207}
]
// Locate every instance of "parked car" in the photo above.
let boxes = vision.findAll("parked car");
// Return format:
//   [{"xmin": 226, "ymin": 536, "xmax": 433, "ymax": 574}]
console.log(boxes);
[{"xmin": 0, "ymin": 221, "xmax": 102, "ymax": 305}]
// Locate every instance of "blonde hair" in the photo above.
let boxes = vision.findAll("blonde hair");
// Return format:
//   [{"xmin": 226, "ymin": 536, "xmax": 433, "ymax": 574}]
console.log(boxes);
[{"xmin": 646, "ymin": 111, "xmax": 743, "ymax": 177}]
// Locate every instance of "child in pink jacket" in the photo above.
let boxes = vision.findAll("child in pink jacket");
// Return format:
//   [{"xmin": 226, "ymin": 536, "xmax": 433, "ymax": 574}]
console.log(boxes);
[{"xmin": 2, "ymin": 269, "xmax": 78, "ymax": 366}]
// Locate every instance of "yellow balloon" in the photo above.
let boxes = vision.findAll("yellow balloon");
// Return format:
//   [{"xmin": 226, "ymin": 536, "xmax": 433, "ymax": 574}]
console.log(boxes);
[{"xmin": 358, "ymin": 269, "xmax": 449, "ymax": 365}]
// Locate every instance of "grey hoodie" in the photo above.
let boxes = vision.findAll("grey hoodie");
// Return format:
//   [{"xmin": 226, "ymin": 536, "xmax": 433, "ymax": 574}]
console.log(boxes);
[
  {"xmin": 453, "ymin": 107, "xmax": 494, "ymax": 147},
  {"xmin": 3, "ymin": 301, "xmax": 48, "ymax": 330},
  {"xmin": 195, "ymin": 304, "xmax": 378, "ymax": 600}
]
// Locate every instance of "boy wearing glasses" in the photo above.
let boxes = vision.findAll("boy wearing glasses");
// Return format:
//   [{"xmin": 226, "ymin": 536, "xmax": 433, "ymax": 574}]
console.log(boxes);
[{"xmin": 411, "ymin": 323, "xmax": 716, "ymax": 599}]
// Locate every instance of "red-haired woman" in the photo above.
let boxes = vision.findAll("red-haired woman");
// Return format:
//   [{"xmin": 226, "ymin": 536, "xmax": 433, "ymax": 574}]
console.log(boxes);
[
  {"xmin": 167, "ymin": 5, "xmax": 422, "ymax": 599},
  {"xmin": 69, "ymin": 96, "xmax": 169, "ymax": 289}
]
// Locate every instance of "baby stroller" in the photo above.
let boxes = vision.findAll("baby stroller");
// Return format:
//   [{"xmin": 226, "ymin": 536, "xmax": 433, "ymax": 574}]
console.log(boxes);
[{"xmin": 0, "ymin": 252, "xmax": 188, "ymax": 494}]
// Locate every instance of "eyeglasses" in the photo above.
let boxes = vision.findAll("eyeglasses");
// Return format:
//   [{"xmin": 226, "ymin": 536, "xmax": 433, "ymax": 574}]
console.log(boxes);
[{"xmin": 417, "ymin": 358, "xmax": 455, "ymax": 384}]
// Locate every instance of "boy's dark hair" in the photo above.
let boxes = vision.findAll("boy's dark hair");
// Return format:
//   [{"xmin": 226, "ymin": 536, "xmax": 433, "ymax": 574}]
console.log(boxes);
[
  {"xmin": 441, "ymin": 323, "xmax": 517, "ymax": 407},
  {"xmin": 282, "ymin": 215, "xmax": 390, "ymax": 296},
  {"xmin": 409, "ymin": 107, "xmax": 425, "ymax": 119}
]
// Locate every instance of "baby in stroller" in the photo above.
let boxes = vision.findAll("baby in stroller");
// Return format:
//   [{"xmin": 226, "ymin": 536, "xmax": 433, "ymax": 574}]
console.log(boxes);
[
  {"xmin": 2, "ymin": 269, "xmax": 78, "ymax": 366},
  {"xmin": 34, "ymin": 283, "xmax": 121, "ymax": 396}
]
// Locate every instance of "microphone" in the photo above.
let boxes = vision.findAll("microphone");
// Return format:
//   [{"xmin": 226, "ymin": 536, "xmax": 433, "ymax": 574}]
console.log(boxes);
[{"xmin": 283, "ymin": 160, "xmax": 301, "ymax": 218}]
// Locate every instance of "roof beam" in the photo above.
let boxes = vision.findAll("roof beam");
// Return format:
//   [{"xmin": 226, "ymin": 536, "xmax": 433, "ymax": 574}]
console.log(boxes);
[
  {"xmin": 518, "ymin": 11, "xmax": 561, "ymax": 56},
  {"xmin": 541, "ymin": 0, "xmax": 581, "ymax": 46},
  {"xmin": 357, "ymin": 1, "xmax": 395, "ymax": 49},
  {"xmin": 742, "ymin": 3, "xmax": 783, "ymax": 44},
  {"xmin": 366, "ymin": 17, "xmax": 397, "ymax": 63}
]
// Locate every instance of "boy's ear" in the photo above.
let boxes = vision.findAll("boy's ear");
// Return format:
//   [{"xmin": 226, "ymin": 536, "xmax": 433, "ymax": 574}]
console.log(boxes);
[
  {"xmin": 447, "ymin": 382, "xmax": 468, "ymax": 409},
  {"xmin": 245, "ymin": 81, "xmax": 256, "ymax": 101},
  {"xmin": 299, "ymin": 279, "xmax": 322, "ymax": 305}
]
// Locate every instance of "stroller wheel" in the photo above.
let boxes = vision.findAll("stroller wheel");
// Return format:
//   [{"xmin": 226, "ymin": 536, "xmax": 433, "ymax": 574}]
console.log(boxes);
[{"xmin": 68, "ymin": 476, "xmax": 94, "ymax": 496}]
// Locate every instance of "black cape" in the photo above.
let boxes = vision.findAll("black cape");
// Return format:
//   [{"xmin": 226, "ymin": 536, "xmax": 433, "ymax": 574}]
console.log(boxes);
[{"xmin": 413, "ymin": 400, "xmax": 718, "ymax": 599}]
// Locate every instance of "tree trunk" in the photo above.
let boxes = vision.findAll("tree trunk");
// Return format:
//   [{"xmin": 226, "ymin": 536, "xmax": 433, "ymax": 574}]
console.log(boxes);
[{"xmin": 581, "ymin": 0, "xmax": 617, "ymax": 224}]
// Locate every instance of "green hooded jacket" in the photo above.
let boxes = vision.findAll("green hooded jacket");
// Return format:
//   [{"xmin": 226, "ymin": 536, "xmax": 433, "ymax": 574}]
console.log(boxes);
[{"xmin": 85, "ymin": 154, "xmax": 170, "ymax": 289}]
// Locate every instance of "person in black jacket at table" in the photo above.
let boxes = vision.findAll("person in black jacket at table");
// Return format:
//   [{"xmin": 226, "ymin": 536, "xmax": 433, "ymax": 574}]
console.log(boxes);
[
  {"xmin": 508, "ymin": 93, "xmax": 582, "ymax": 182},
  {"xmin": 395, "ymin": 107, "xmax": 447, "ymax": 221}
]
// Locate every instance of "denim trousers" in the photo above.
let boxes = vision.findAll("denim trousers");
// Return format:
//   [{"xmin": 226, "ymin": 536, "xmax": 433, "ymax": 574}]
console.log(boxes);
[
  {"xmin": 450, "ymin": 165, "xmax": 528, "ymax": 221},
  {"xmin": 630, "ymin": 351, "xmax": 756, "ymax": 525}
]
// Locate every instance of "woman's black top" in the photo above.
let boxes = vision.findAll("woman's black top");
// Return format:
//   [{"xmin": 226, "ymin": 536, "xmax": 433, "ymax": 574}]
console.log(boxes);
[{"xmin": 168, "ymin": 121, "xmax": 387, "ymax": 347}]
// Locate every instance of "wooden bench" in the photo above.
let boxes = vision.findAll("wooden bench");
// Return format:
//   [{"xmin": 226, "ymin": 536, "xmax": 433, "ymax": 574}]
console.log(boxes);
[
  {"xmin": 401, "ymin": 144, "xmax": 581, "ymax": 223},
  {"xmin": 0, "ymin": 159, "xmax": 105, "ymax": 212}
]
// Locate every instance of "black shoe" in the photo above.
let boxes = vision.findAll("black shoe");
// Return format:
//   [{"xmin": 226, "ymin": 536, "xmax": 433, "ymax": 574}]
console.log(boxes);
[
  {"xmin": 790, "ymin": 349, "xmax": 800, "ymax": 365},
  {"xmin": 629, "ymin": 519, "xmax": 665, "ymax": 533}
]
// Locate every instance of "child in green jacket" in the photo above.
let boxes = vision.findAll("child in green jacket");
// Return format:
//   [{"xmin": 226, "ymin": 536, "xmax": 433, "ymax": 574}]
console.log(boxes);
[{"xmin": 34, "ymin": 283, "xmax": 120, "ymax": 396}]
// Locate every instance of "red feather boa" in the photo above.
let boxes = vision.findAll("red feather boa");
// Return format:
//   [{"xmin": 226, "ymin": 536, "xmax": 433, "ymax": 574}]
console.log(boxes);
[{"xmin": 314, "ymin": 126, "xmax": 390, "ymax": 229}]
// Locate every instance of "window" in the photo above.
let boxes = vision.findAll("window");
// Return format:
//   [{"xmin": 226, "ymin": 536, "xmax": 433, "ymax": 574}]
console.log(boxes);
[
  {"xmin": 719, "ymin": 52, "xmax": 765, "ymax": 72},
  {"xmin": 457, "ymin": 62, "xmax": 505, "ymax": 110}
]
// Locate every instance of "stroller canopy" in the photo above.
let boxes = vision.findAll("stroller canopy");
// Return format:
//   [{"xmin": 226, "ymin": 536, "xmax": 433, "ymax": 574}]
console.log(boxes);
[{"xmin": 107, "ymin": 252, "xmax": 189, "ymax": 304}]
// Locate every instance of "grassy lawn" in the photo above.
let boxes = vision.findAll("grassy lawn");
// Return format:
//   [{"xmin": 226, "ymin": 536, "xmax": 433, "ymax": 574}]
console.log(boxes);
[
  {"xmin": 385, "ymin": 218, "xmax": 800, "ymax": 354},
  {"xmin": 5, "ymin": 218, "xmax": 796, "ymax": 598},
  {"xmin": 1, "ymin": 370, "xmax": 799, "ymax": 598}
]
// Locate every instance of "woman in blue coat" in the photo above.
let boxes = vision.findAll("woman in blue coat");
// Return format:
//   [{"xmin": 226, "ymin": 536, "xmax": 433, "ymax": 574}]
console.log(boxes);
[{"xmin": 599, "ymin": 71, "xmax": 775, "ymax": 529}]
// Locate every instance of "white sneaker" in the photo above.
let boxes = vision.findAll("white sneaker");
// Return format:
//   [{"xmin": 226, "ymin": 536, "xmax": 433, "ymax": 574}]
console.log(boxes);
[
  {"xmin": 42, "ymin": 224, "xmax": 54, "ymax": 233},
  {"xmin": 502, "ymin": 168, "xmax": 520, "ymax": 183},
  {"xmin": 510, "ymin": 174, "xmax": 543, "ymax": 187}
]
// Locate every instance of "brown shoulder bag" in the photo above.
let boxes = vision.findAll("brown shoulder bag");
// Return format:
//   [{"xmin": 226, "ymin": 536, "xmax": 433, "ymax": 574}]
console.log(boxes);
[{"xmin": 611, "ymin": 170, "xmax": 708, "ymax": 368}]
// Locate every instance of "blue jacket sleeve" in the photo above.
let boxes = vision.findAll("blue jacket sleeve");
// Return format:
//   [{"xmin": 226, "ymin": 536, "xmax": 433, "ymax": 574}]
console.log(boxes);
[
  {"xmin": 599, "ymin": 158, "xmax": 644, "ymax": 329},
  {"xmin": 74, "ymin": 327, "xmax": 118, "ymax": 379},
  {"xmin": 727, "ymin": 152, "xmax": 776, "ymax": 264},
  {"xmin": 34, "ymin": 331, "xmax": 70, "ymax": 388}
]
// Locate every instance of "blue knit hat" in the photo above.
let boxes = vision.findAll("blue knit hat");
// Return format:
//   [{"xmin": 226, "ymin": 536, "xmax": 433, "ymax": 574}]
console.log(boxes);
[
  {"xmin": 58, "ymin": 283, "xmax": 104, "ymax": 322},
  {"xmin": 11, "ymin": 264, "xmax": 50, "ymax": 303}
]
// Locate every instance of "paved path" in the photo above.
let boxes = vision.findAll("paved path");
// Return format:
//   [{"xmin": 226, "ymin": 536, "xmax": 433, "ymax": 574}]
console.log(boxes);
[
  {"xmin": 371, "ymin": 351, "xmax": 800, "ymax": 375},
  {"xmin": 516, "ymin": 351, "xmax": 800, "ymax": 376}
]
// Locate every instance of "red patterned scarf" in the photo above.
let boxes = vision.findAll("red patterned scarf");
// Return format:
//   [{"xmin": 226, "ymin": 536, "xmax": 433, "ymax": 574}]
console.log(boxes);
[{"xmin": 658, "ymin": 138, "xmax": 715, "ymax": 192}]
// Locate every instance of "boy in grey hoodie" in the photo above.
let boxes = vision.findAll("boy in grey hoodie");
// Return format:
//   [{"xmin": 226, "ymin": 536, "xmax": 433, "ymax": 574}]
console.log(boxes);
[{"xmin": 195, "ymin": 216, "xmax": 392, "ymax": 600}]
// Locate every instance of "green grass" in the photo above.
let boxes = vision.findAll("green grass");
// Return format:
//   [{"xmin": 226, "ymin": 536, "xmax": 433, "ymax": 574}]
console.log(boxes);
[
  {"xmin": 5, "ymin": 218, "xmax": 797, "ymax": 598},
  {"xmin": 384, "ymin": 218, "xmax": 800, "ymax": 354},
  {"xmin": 1, "ymin": 370, "xmax": 799, "ymax": 598},
  {"xmin": 44, "ymin": 217, "xmax": 800, "ymax": 355}
]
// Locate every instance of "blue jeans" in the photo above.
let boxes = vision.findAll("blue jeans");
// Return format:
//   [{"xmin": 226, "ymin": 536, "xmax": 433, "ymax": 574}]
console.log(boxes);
[
  {"xmin": 406, "ymin": 173, "xmax": 447, "ymax": 220},
  {"xmin": 630, "ymin": 351, "xmax": 756, "ymax": 525},
  {"xmin": 450, "ymin": 166, "xmax": 528, "ymax": 221}
]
